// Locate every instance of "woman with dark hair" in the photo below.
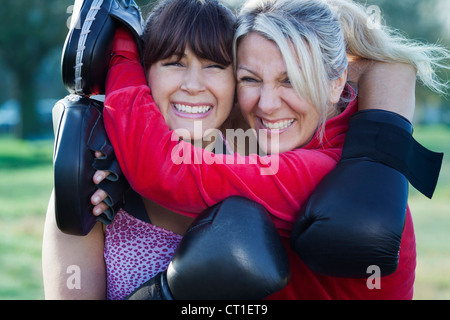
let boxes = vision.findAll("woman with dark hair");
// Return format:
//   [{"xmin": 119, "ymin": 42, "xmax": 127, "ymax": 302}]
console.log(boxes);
[{"xmin": 43, "ymin": 0, "xmax": 240, "ymax": 300}]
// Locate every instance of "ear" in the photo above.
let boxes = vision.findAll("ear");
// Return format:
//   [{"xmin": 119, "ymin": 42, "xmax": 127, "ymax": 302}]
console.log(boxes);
[{"xmin": 329, "ymin": 69, "xmax": 348, "ymax": 104}]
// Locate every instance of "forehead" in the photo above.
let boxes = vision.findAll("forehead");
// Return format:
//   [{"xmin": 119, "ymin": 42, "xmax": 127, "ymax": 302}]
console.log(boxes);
[{"xmin": 237, "ymin": 32, "xmax": 288, "ymax": 76}]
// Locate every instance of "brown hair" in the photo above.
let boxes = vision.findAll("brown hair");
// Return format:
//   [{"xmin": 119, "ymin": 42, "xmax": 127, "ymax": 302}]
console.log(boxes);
[{"xmin": 141, "ymin": 0, "xmax": 236, "ymax": 70}]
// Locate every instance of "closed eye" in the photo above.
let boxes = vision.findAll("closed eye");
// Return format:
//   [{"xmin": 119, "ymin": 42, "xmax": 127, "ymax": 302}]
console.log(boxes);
[
  {"xmin": 239, "ymin": 76, "xmax": 259, "ymax": 83},
  {"xmin": 206, "ymin": 64, "xmax": 226, "ymax": 70},
  {"xmin": 162, "ymin": 62, "xmax": 184, "ymax": 67},
  {"xmin": 282, "ymin": 78, "xmax": 292, "ymax": 87}
]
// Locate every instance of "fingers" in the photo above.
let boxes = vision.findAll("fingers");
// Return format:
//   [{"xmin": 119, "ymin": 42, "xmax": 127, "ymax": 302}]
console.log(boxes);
[
  {"xmin": 91, "ymin": 189, "xmax": 109, "ymax": 216},
  {"xmin": 95, "ymin": 151, "xmax": 104, "ymax": 158},
  {"xmin": 91, "ymin": 188, "xmax": 108, "ymax": 205},
  {"xmin": 93, "ymin": 202, "xmax": 109, "ymax": 217},
  {"xmin": 93, "ymin": 170, "xmax": 110, "ymax": 184},
  {"xmin": 93, "ymin": 151, "xmax": 111, "ymax": 184},
  {"xmin": 92, "ymin": 151, "xmax": 111, "ymax": 217}
]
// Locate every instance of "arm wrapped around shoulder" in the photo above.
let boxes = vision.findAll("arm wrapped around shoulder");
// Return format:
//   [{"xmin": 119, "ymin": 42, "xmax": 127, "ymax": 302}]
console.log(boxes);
[
  {"xmin": 127, "ymin": 196, "xmax": 291, "ymax": 300},
  {"xmin": 290, "ymin": 109, "xmax": 443, "ymax": 278}
]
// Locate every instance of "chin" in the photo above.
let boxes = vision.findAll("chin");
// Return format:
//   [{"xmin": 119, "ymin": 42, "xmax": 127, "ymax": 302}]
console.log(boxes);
[
  {"xmin": 259, "ymin": 143, "xmax": 280, "ymax": 156},
  {"xmin": 257, "ymin": 135, "xmax": 291, "ymax": 155}
]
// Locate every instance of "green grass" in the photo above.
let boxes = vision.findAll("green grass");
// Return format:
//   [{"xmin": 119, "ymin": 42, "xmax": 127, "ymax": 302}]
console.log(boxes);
[
  {"xmin": 0, "ymin": 137, "xmax": 53, "ymax": 300},
  {"xmin": 0, "ymin": 125, "xmax": 449, "ymax": 300},
  {"xmin": 408, "ymin": 125, "xmax": 450, "ymax": 300}
]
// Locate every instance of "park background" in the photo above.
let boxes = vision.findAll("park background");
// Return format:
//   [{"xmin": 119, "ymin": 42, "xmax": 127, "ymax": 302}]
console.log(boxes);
[{"xmin": 0, "ymin": 0, "xmax": 449, "ymax": 299}]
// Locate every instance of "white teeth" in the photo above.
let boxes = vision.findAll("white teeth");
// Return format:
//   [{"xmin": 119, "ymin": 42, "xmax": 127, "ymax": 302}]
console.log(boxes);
[
  {"xmin": 174, "ymin": 104, "xmax": 212, "ymax": 114},
  {"xmin": 262, "ymin": 119, "xmax": 295, "ymax": 130}
]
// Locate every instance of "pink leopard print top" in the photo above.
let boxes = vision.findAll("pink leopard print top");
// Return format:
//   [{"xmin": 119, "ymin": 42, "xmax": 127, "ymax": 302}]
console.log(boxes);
[{"xmin": 104, "ymin": 209, "xmax": 182, "ymax": 300}]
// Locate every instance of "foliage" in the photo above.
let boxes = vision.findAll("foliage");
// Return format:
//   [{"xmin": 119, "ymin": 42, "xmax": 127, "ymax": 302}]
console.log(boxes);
[
  {"xmin": 0, "ymin": 0, "xmax": 448, "ymax": 137},
  {"xmin": 0, "ymin": 0, "xmax": 73, "ymax": 139},
  {"xmin": 357, "ymin": 0, "xmax": 450, "ymax": 107}
]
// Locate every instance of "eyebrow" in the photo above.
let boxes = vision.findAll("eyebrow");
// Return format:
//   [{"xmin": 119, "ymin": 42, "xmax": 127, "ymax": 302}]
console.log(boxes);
[
  {"xmin": 237, "ymin": 65, "xmax": 289, "ymax": 80},
  {"xmin": 163, "ymin": 51, "xmax": 188, "ymax": 61},
  {"xmin": 237, "ymin": 65, "xmax": 257, "ymax": 74},
  {"xmin": 176, "ymin": 52, "xmax": 188, "ymax": 59}
]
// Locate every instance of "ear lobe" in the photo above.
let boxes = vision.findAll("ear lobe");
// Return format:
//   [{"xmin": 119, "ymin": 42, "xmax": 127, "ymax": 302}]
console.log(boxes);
[{"xmin": 330, "ymin": 69, "xmax": 348, "ymax": 104}]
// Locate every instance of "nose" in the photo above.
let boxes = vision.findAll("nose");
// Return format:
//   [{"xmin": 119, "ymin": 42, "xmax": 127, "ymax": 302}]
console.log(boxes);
[
  {"xmin": 181, "ymin": 67, "xmax": 206, "ymax": 95},
  {"xmin": 258, "ymin": 84, "xmax": 282, "ymax": 115}
]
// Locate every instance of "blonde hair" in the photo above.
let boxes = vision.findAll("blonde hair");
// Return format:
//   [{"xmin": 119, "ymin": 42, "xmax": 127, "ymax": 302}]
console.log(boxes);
[
  {"xmin": 325, "ymin": 0, "xmax": 450, "ymax": 95},
  {"xmin": 233, "ymin": 0, "xmax": 449, "ymax": 141}
]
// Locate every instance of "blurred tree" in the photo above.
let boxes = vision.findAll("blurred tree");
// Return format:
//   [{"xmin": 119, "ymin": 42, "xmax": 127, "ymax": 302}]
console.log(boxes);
[
  {"xmin": 1, "ymin": 0, "xmax": 447, "ymax": 139},
  {"xmin": 135, "ymin": 0, "xmax": 158, "ymax": 16},
  {"xmin": 357, "ymin": 0, "xmax": 450, "ymax": 118},
  {"xmin": 0, "ymin": 0, "xmax": 72, "ymax": 139}
]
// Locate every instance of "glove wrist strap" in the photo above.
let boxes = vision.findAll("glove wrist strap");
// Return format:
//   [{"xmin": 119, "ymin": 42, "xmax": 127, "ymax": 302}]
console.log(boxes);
[{"xmin": 342, "ymin": 109, "xmax": 443, "ymax": 199}]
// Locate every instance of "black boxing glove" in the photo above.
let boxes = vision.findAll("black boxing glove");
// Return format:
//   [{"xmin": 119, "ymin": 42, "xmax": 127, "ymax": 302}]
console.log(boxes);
[
  {"xmin": 126, "ymin": 196, "xmax": 291, "ymax": 300},
  {"xmin": 290, "ymin": 109, "xmax": 443, "ymax": 278},
  {"xmin": 62, "ymin": 0, "xmax": 143, "ymax": 95}
]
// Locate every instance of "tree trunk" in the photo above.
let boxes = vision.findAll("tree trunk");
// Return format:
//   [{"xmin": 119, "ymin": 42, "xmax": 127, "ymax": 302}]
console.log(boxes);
[{"xmin": 17, "ymin": 74, "xmax": 40, "ymax": 140}]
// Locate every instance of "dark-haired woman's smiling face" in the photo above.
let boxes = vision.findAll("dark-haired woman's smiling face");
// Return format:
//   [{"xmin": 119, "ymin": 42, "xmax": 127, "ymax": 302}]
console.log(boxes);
[{"xmin": 148, "ymin": 46, "xmax": 235, "ymax": 142}]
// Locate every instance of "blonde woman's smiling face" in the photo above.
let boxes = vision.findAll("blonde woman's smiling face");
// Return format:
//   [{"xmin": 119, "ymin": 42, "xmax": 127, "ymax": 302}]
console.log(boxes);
[{"xmin": 236, "ymin": 32, "xmax": 321, "ymax": 155}]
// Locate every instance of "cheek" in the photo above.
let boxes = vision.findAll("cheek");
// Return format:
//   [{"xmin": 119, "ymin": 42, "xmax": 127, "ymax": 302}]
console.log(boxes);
[
  {"xmin": 210, "ymin": 73, "xmax": 236, "ymax": 122},
  {"xmin": 291, "ymin": 107, "xmax": 321, "ymax": 147},
  {"xmin": 219, "ymin": 81, "xmax": 236, "ymax": 113},
  {"xmin": 237, "ymin": 87, "xmax": 258, "ymax": 124},
  {"xmin": 300, "ymin": 104, "xmax": 320, "ymax": 131},
  {"xmin": 147, "ymin": 70, "xmax": 164, "ymax": 108},
  {"xmin": 148, "ymin": 70, "xmax": 180, "ymax": 118}
]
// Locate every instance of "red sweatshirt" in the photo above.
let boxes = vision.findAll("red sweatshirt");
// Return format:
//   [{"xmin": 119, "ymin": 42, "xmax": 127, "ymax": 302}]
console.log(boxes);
[{"xmin": 103, "ymin": 50, "xmax": 416, "ymax": 300}]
